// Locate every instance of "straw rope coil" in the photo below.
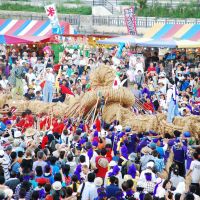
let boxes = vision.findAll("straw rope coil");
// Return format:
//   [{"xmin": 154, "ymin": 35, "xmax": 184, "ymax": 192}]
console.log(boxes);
[
  {"xmin": 90, "ymin": 65, "xmax": 115, "ymax": 87},
  {"xmin": 6, "ymin": 99, "xmax": 30, "ymax": 111},
  {"xmin": 80, "ymin": 87, "xmax": 135, "ymax": 110},
  {"xmin": 0, "ymin": 94, "xmax": 12, "ymax": 108}
]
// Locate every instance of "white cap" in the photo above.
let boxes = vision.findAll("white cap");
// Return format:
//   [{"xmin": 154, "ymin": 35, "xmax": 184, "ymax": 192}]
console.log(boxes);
[
  {"xmin": 52, "ymin": 181, "xmax": 62, "ymax": 191},
  {"xmin": 14, "ymin": 131, "xmax": 22, "ymax": 138},
  {"xmin": 147, "ymin": 161, "xmax": 154, "ymax": 168},
  {"xmin": 115, "ymin": 125, "xmax": 122, "ymax": 132},
  {"xmin": 109, "ymin": 160, "xmax": 117, "ymax": 167},
  {"xmin": 159, "ymin": 72, "xmax": 166, "ymax": 77},
  {"xmin": 94, "ymin": 177, "xmax": 103, "ymax": 187}
]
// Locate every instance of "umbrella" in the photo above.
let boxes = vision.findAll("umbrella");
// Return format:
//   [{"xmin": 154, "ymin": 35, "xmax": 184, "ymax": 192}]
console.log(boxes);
[{"xmin": 0, "ymin": 34, "xmax": 32, "ymax": 44}]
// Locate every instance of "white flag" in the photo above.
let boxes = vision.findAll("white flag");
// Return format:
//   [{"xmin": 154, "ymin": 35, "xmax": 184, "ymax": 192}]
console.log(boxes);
[
  {"xmin": 45, "ymin": 4, "xmax": 57, "ymax": 20},
  {"xmin": 45, "ymin": 4, "xmax": 61, "ymax": 34}
]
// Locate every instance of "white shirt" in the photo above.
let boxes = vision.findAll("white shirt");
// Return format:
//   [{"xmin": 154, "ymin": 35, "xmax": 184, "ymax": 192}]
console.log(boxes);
[
  {"xmin": 158, "ymin": 78, "xmax": 169, "ymax": 87},
  {"xmin": 80, "ymin": 153, "xmax": 90, "ymax": 168},
  {"xmin": 30, "ymin": 57, "xmax": 37, "ymax": 67},
  {"xmin": 79, "ymin": 59, "xmax": 86, "ymax": 66},
  {"xmin": 26, "ymin": 73, "xmax": 36, "ymax": 82},
  {"xmin": 72, "ymin": 54, "xmax": 80, "ymax": 66},
  {"xmin": 0, "ymin": 79, "xmax": 8, "ymax": 89},
  {"xmin": 45, "ymin": 72, "xmax": 55, "ymax": 83},
  {"xmin": 135, "ymin": 62, "xmax": 144, "ymax": 74},
  {"xmin": 190, "ymin": 160, "xmax": 200, "ymax": 183},
  {"xmin": 166, "ymin": 88, "xmax": 173, "ymax": 104},
  {"xmin": 139, "ymin": 169, "xmax": 156, "ymax": 183},
  {"xmin": 159, "ymin": 99, "xmax": 167, "ymax": 110},
  {"xmin": 90, "ymin": 150, "xmax": 98, "ymax": 168},
  {"xmin": 2, "ymin": 153, "xmax": 11, "ymax": 180},
  {"xmin": 78, "ymin": 182, "xmax": 97, "ymax": 200},
  {"xmin": 34, "ymin": 63, "xmax": 45, "ymax": 74},
  {"xmin": 159, "ymin": 86, "xmax": 167, "ymax": 94}
]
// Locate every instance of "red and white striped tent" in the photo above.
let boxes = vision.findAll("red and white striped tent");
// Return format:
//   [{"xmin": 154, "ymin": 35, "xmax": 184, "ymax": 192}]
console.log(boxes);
[{"xmin": 0, "ymin": 19, "xmax": 75, "ymax": 44}]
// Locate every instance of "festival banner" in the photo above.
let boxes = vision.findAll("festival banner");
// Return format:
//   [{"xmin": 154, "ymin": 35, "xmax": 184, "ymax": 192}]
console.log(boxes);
[
  {"xmin": 124, "ymin": 6, "xmax": 137, "ymax": 35},
  {"xmin": 44, "ymin": 4, "xmax": 61, "ymax": 34}
]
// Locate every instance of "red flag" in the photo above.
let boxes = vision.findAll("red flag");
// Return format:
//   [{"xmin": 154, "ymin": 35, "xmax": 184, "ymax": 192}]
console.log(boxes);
[
  {"xmin": 60, "ymin": 85, "xmax": 74, "ymax": 96},
  {"xmin": 53, "ymin": 64, "xmax": 61, "ymax": 73},
  {"xmin": 40, "ymin": 81, "xmax": 46, "ymax": 89}
]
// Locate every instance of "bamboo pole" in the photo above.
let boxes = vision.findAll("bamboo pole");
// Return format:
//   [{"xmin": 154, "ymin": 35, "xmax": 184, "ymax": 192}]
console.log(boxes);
[
  {"xmin": 85, "ymin": 105, "xmax": 96, "ymax": 122},
  {"xmin": 65, "ymin": 104, "xmax": 79, "ymax": 118},
  {"xmin": 92, "ymin": 96, "xmax": 100, "ymax": 125}
]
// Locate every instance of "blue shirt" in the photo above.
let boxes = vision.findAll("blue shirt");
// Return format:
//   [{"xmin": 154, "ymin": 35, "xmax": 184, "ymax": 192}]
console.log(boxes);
[
  {"xmin": 106, "ymin": 184, "xmax": 120, "ymax": 198},
  {"xmin": 50, "ymin": 165, "xmax": 60, "ymax": 175},
  {"xmin": 180, "ymin": 80, "xmax": 190, "ymax": 91},
  {"xmin": 173, "ymin": 145, "xmax": 186, "ymax": 163},
  {"xmin": 156, "ymin": 146, "xmax": 165, "ymax": 158},
  {"xmin": 11, "ymin": 162, "xmax": 20, "ymax": 174},
  {"xmin": 125, "ymin": 134, "xmax": 137, "ymax": 153}
]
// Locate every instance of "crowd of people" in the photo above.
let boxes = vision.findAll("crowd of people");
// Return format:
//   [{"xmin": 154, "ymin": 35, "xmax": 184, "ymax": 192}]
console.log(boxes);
[{"xmin": 0, "ymin": 43, "xmax": 199, "ymax": 200}]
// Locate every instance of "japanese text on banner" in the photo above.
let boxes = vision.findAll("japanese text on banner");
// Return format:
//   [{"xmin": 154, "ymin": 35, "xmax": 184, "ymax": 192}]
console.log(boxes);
[
  {"xmin": 124, "ymin": 7, "xmax": 137, "ymax": 35},
  {"xmin": 44, "ymin": 4, "xmax": 61, "ymax": 34}
]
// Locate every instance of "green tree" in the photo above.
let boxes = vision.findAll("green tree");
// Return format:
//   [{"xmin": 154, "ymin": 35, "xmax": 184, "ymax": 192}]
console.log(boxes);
[{"xmin": 137, "ymin": 0, "xmax": 147, "ymax": 8}]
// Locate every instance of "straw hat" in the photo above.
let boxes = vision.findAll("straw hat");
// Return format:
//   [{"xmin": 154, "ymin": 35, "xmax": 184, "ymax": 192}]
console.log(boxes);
[
  {"xmin": 24, "ymin": 128, "xmax": 36, "ymax": 137},
  {"xmin": 13, "ymin": 139, "xmax": 21, "ymax": 147},
  {"xmin": 124, "ymin": 174, "xmax": 133, "ymax": 181},
  {"xmin": 141, "ymin": 146, "xmax": 152, "ymax": 155},
  {"xmin": 53, "ymin": 143, "xmax": 68, "ymax": 158},
  {"xmin": 52, "ymin": 181, "xmax": 62, "ymax": 191},
  {"xmin": 94, "ymin": 177, "xmax": 103, "ymax": 187},
  {"xmin": 109, "ymin": 160, "xmax": 117, "ymax": 167},
  {"xmin": 98, "ymin": 157, "xmax": 109, "ymax": 168}
]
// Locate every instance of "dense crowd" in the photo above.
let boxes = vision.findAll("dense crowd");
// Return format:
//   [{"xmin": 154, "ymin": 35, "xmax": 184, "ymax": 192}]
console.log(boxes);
[
  {"xmin": 0, "ymin": 44, "xmax": 199, "ymax": 200},
  {"xmin": 0, "ymin": 45, "xmax": 199, "ymax": 112}
]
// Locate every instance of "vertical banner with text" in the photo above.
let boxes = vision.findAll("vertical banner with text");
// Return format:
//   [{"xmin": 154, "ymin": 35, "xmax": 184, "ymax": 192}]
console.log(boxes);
[
  {"xmin": 45, "ymin": 4, "xmax": 62, "ymax": 35},
  {"xmin": 124, "ymin": 6, "xmax": 137, "ymax": 35}
]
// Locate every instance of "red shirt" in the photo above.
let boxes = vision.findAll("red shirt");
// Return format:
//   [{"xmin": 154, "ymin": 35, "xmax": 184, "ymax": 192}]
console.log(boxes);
[
  {"xmin": 41, "ymin": 135, "xmax": 48, "ymax": 149},
  {"xmin": 52, "ymin": 123, "xmax": 65, "ymax": 134},
  {"xmin": 147, "ymin": 67, "xmax": 156, "ymax": 72},
  {"xmin": 16, "ymin": 118, "xmax": 26, "ymax": 131},
  {"xmin": 106, "ymin": 149, "xmax": 112, "ymax": 162},
  {"xmin": 40, "ymin": 117, "xmax": 50, "ymax": 130},
  {"xmin": 143, "ymin": 102, "xmax": 154, "ymax": 113},
  {"xmin": 95, "ymin": 156, "xmax": 109, "ymax": 178},
  {"xmin": 95, "ymin": 119, "xmax": 101, "ymax": 132},
  {"xmin": 25, "ymin": 114, "xmax": 34, "ymax": 128}
]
